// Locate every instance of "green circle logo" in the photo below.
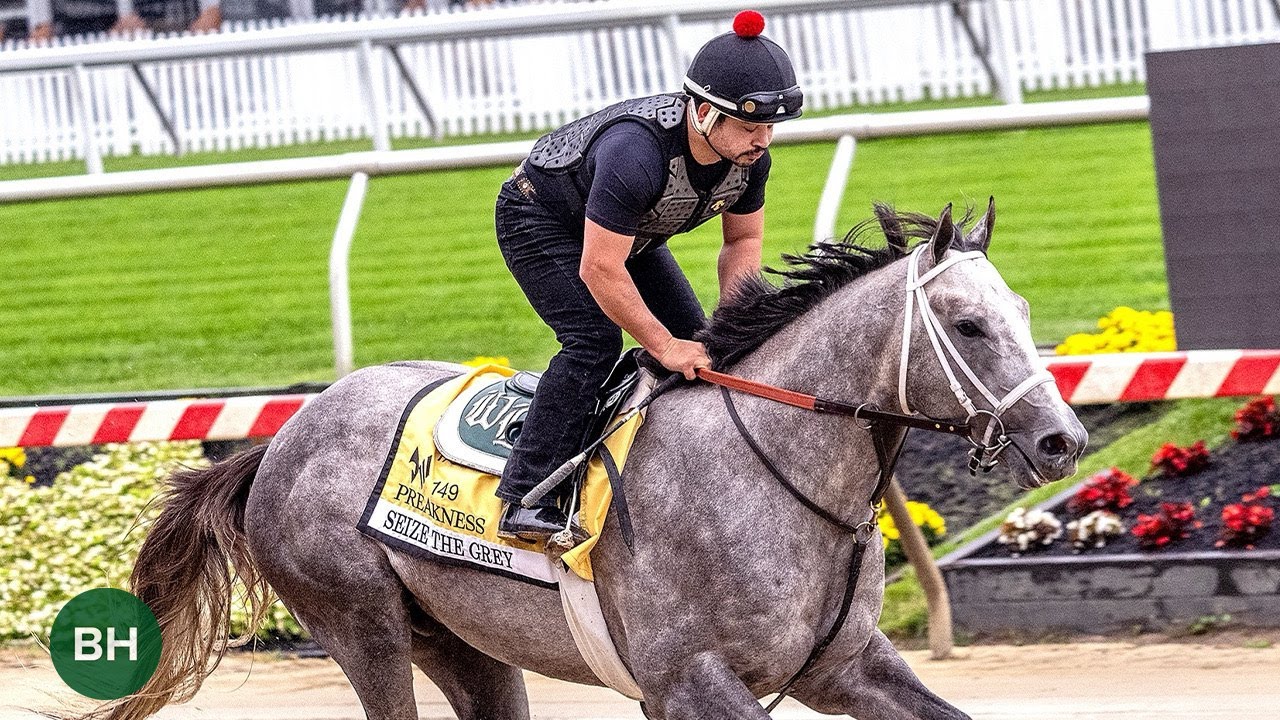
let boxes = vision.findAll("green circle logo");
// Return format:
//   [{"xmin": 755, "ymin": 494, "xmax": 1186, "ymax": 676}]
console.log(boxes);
[{"xmin": 49, "ymin": 588, "xmax": 162, "ymax": 700}]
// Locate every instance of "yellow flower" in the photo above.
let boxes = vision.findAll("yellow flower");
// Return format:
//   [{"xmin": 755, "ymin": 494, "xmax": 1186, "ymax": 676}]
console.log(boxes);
[
  {"xmin": 0, "ymin": 447, "xmax": 25, "ymax": 468},
  {"xmin": 464, "ymin": 355, "xmax": 511, "ymax": 368},
  {"xmin": 875, "ymin": 500, "xmax": 946, "ymax": 548},
  {"xmin": 1057, "ymin": 307, "xmax": 1175, "ymax": 355},
  {"xmin": 24, "ymin": 476, "xmax": 35, "ymax": 485}
]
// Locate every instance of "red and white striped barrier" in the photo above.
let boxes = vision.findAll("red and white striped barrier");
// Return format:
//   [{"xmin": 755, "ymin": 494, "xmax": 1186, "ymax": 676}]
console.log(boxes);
[
  {"xmin": 0, "ymin": 394, "xmax": 316, "ymax": 448},
  {"xmin": 2, "ymin": 350, "xmax": 1279, "ymax": 448},
  {"xmin": 1047, "ymin": 349, "xmax": 1280, "ymax": 405}
]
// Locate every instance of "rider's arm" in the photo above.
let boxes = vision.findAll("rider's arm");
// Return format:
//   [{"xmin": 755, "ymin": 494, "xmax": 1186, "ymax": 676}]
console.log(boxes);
[
  {"xmin": 719, "ymin": 208, "xmax": 764, "ymax": 301},
  {"xmin": 579, "ymin": 221, "xmax": 709, "ymax": 379},
  {"xmin": 580, "ymin": 220, "xmax": 672, "ymax": 354}
]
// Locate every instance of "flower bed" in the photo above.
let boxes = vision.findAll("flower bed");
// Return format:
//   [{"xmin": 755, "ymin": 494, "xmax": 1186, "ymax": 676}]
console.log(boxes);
[
  {"xmin": 939, "ymin": 397, "xmax": 1280, "ymax": 634},
  {"xmin": 1, "ymin": 441, "xmax": 303, "ymax": 643}
]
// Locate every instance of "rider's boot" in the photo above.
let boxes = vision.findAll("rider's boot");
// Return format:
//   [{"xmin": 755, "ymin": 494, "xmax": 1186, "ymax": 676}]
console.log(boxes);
[{"xmin": 497, "ymin": 501, "xmax": 567, "ymax": 542}]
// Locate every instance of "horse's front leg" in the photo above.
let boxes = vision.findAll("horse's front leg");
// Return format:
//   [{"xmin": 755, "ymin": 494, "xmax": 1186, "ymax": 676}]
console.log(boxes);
[
  {"xmin": 642, "ymin": 652, "xmax": 773, "ymax": 720},
  {"xmin": 789, "ymin": 630, "xmax": 971, "ymax": 720}
]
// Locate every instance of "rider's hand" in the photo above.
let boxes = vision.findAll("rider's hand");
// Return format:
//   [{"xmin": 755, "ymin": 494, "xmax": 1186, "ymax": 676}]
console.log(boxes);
[{"xmin": 656, "ymin": 338, "xmax": 711, "ymax": 381}]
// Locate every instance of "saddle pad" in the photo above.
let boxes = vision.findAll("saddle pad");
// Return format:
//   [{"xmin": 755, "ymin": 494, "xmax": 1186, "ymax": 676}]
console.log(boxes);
[{"xmin": 357, "ymin": 363, "xmax": 648, "ymax": 586}]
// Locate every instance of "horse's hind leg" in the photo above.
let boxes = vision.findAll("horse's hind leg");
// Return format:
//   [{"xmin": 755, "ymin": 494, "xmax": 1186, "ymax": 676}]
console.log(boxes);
[
  {"xmin": 278, "ymin": 587, "xmax": 421, "ymax": 720},
  {"xmin": 407, "ymin": 610, "xmax": 530, "ymax": 720},
  {"xmin": 252, "ymin": 510, "xmax": 421, "ymax": 719},
  {"xmin": 789, "ymin": 630, "xmax": 971, "ymax": 720}
]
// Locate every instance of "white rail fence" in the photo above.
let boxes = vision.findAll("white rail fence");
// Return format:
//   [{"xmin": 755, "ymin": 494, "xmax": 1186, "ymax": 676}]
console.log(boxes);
[{"xmin": 0, "ymin": 0, "xmax": 1277, "ymax": 166}]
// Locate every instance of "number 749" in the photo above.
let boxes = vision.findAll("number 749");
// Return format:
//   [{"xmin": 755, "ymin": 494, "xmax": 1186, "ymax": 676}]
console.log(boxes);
[{"xmin": 431, "ymin": 481, "xmax": 459, "ymax": 502}]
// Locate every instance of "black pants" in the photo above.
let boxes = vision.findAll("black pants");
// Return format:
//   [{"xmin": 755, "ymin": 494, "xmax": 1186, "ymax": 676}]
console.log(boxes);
[{"xmin": 493, "ymin": 178, "xmax": 706, "ymax": 505}]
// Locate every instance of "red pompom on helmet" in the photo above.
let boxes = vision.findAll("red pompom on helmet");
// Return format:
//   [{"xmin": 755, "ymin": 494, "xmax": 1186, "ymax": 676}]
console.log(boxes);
[
  {"xmin": 733, "ymin": 10, "xmax": 766, "ymax": 38},
  {"xmin": 683, "ymin": 10, "xmax": 804, "ymax": 125}
]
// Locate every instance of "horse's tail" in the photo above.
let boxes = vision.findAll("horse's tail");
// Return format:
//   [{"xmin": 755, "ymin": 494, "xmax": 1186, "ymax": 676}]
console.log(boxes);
[{"xmin": 79, "ymin": 444, "xmax": 274, "ymax": 720}]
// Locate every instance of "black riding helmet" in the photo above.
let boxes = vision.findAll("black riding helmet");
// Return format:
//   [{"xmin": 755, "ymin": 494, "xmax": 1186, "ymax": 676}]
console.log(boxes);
[{"xmin": 683, "ymin": 10, "xmax": 804, "ymax": 130}]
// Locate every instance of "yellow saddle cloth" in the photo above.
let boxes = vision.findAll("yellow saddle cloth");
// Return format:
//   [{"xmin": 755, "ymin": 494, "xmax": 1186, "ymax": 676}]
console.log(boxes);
[{"xmin": 357, "ymin": 364, "xmax": 646, "ymax": 586}]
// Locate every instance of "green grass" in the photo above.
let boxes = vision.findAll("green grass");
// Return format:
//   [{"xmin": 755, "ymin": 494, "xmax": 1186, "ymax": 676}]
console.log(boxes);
[{"xmin": 3, "ymin": 114, "xmax": 1163, "ymax": 395}]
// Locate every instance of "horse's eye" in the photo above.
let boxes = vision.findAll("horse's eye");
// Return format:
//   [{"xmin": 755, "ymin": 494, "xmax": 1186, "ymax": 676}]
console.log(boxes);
[{"xmin": 955, "ymin": 320, "xmax": 984, "ymax": 338}]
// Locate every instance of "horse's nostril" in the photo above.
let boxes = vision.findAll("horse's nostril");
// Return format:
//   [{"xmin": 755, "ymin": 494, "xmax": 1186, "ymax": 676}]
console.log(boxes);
[{"xmin": 1038, "ymin": 433, "xmax": 1072, "ymax": 458}]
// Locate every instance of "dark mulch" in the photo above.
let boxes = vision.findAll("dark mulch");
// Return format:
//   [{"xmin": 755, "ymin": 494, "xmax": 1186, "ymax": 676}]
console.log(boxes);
[
  {"xmin": 895, "ymin": 402, "xmax": 1168, "ymax": 534},
  {"xmin": 968, "ymin": 434, "xmax": 1280, "ymax": 558},
  {"xmin": 18, "ymin": 440, "xmax": 254, "ymax": 486},
  {"xmin": 20, "ymin": 445, "xmax": 100, "ymax": 487}
]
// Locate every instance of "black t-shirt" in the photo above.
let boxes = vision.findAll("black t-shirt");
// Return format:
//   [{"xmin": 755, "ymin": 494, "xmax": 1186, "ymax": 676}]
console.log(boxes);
[{"xmin": 527, "ymin": 119, "xmax": 770, "ymax": 237}]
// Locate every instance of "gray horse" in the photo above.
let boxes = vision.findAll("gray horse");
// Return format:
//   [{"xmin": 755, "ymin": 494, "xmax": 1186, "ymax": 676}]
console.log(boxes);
[{"xmin": 90, "ymin": 202, "xmax": 1085, "ymax": 720}]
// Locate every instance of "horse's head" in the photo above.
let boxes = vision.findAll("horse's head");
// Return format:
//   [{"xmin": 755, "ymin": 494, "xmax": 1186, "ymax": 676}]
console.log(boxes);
[{"xmin": 877, "ymin": 199, "xmax": 1087, "ymax": 487}]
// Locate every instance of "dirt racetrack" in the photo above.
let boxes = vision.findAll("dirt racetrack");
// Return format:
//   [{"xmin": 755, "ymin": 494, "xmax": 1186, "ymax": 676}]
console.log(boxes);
[{"xmin": 3, "ymin": 635, "xmax": 1277, "ymax": 719}]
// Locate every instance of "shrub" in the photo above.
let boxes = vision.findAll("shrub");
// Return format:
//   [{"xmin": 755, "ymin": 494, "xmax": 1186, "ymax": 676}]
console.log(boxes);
[
  {"xmin": 1131, "ymin": 501, "xmax": 1200, "ymax": 550},
  {"xmin": 997, "ymin": 508, "xmax": 1063, "ymax": 554},
  {"xmin": 1217, "ymin": 487, "xmax": 1275, "ymax": 549},
  {"xmin": 1232, "ymin": 397, "xmax": 1280, "ymax": 442},
  {"xmin": 1068, "ymin": 467, "xmax": 1137, "ymax": 514},
  {"xmin": 1055, "ymin": 306, "xmax": 1175, "ymax": 355},
  {"xmin": 1150, "ymin": 440, "xmax": 1210, "ymax": 477},
  {"xmin": 877, "ymin": 500, "xmax": 946, "ymax": 566},
  {"xmin": 1, "ymin": 442, "xmax": 304, "ymax": 642}
]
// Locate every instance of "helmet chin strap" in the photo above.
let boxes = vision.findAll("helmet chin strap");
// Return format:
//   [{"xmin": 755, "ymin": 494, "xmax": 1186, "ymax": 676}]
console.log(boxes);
[{"xmin": 688, "ymin": 103, "xmax": 735, "ymax": 163}]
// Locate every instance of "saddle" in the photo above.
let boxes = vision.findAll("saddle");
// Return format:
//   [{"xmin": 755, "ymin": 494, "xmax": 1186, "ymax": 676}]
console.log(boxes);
[{"xmin": 434, "ymin": 349, "xmax": 645, "ymax": 483}]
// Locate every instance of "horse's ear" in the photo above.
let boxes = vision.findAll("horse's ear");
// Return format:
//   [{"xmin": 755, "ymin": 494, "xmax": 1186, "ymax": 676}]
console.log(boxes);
[
  {"xmin": 874, "ymin": 202, "xmax": 907, "ymax": 253},
  {"xmin": 966, "ymin": 196, "xmax": 995, "ymax": 252},
  {"xmin": 930, "ymin": 203, "xmax": 955, "ymax": 264}
]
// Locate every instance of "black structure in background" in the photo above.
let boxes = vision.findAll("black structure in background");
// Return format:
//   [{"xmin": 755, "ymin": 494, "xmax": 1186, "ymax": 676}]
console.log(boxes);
[{"xmin": 1146, "ymin": 43, "xmax": 1280, "ymax": 350}]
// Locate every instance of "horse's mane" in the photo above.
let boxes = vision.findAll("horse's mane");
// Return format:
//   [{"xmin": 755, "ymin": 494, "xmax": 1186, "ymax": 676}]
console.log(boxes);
[{"xmin": 698, "ymin": 204, "xmax": 975, "ymax": 368}]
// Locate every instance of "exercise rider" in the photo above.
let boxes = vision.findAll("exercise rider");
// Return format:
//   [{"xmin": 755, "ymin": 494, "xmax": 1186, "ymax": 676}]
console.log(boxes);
[{"xmin": 493, "ymin": 11, "xmax": 805, "ymax": 541}]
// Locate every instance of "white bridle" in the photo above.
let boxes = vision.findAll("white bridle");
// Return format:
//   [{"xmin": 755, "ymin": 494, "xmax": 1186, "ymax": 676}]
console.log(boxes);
[{"xmin": 898, "ymin": 244, "xmax": 1056, "ymax": 473}]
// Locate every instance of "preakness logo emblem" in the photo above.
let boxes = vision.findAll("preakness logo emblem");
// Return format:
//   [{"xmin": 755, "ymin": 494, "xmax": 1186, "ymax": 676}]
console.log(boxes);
[{"xmin": 49, "ymin": 588, "xmax": 162, "ymax": 700}]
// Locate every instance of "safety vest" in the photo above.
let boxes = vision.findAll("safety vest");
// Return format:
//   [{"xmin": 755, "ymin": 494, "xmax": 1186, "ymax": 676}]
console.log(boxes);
[{"xmin": 526, "ymin": 94, "xmax": 750, "ymax": 256}]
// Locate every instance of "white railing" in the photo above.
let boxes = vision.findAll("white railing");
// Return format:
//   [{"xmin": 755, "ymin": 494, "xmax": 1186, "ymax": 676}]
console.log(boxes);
[{"xmin": 0, "ymin": 0, "xmax": 1277, "ymax": 167}]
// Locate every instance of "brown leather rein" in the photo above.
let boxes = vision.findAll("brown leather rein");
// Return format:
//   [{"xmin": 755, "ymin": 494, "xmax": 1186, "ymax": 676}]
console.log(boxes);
[{"xmin": 696, "ymin": 368, "xmax": 972, "ymax": 438}]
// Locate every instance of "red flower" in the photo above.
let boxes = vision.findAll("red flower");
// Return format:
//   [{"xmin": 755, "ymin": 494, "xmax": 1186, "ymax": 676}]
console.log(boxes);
[
  {"xmin": 1069, "ymin": 468, "xmax": 1137, "ymax": 514},
  {"xmin": 1217, "ymin": 486, "xmax": 1275, "ymax": 549},
  {"xmin": 1232, "ymin": 397, "xmax": 1280, "ymax": 442},
  {"xmin": 1150, "ymin": 441, "xmax": 1210, "ymax": 477},
  {"xmin": 1131, "ymin": 501, "xmax": 1200, "ymax": 550}
]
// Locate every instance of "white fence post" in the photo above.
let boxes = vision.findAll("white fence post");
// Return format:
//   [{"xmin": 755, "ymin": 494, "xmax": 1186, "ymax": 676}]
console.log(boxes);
[
  {"xmin": 356, "ymin": 39, "xmax": 391, "ymax": 152},
  {"xmin": 989, "ymin": 0, "xmax": 1022, "ymax": 105},
  {"xmin": 813, "ymin": 134, "xmax": 857, "ymax": 245},
  {"xmin": 1146, "ymin": 0, "xmax": 1184, "ymax": 52},
  {"xmin": 330, "ymin": 171, "xmax": 370, "ymax": 379},
  {"xmin": 69, "ymin": 64, "xmax": 104, "ymax": 174}
]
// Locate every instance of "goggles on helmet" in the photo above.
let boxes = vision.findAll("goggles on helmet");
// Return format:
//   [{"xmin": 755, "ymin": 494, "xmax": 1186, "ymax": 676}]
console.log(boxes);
[{"xmin": 683, "ymin": 76, "xmax": 804, "ymax": 124}]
